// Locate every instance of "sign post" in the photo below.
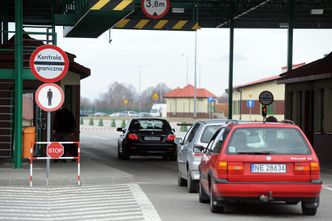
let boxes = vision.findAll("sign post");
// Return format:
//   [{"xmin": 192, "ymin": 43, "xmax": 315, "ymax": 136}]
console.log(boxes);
[
  {"xmin": 30, "ymin": 45, "xmax": 68, "ymax": 185},
  {"xmin": 246, "ymin": 100, "xmax": 255, "ymax": 120}
]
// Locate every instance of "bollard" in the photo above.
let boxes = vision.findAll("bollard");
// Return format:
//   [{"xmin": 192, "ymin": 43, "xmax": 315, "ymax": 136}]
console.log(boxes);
[
  {"xmin": 80, "ymin": 117, "xmax": 84, "ymax": 125},
  {"xmin": 98, "ymin": 118, "xmax": 104, "ymax": 126},
  {"xmin": 183, "ymin": 122, "xmax": 188, "ymax": 132},
  {"xmin": 111, "ymin": 119, "xmax": 116, "ymax": 127},
  {"xmin": 121, "ymin": 119, "xmax": 126, "ymax": 128},
  {"xmin": 89, "ymin": 118, "xmax": 94, "ymax": 126}
]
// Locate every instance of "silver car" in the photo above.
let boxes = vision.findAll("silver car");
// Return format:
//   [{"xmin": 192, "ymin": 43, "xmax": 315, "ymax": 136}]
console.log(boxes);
[{"xmin": 177, "ymin": 119, "xmax": 226, "ymax": 193}]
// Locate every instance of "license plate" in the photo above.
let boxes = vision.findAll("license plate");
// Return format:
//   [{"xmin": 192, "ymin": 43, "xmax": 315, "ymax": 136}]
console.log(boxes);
[
  {"xmin": 144, "ymin": 136, "xmax": 160, "ymax": 141},
  {"xmin": 251, "ymin": 164, "xmax": 286, "ymax": 173}
]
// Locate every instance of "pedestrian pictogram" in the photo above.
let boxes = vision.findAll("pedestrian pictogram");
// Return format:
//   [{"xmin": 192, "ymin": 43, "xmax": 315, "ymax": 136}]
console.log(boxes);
[
  {"xmin": 47, "ymin": 142, "xmax": 64, "ymax": 159},
  {"xmin": 30, "ymin": 45, "xmax": 69, "ymax": 83},
  {"xmin": 141, "ymin": 0, "xmax": 170, "ymax": 19},
  {"xmin": 35, "ymin": 83, "xmax": 64, "ymax": 112}
]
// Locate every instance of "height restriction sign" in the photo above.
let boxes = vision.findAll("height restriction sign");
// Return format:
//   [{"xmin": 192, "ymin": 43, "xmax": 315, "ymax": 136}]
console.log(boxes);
[
  {"xmin": 141, "ymin": 0, "xmax": 170, "ymax": 19},
  {"xmin": 35, "ymin": 83, "xmax": 65, "ymax": 112},
  {"xmin": 30, "ymin": 45, "xmax": 69, "ymax": 83}
]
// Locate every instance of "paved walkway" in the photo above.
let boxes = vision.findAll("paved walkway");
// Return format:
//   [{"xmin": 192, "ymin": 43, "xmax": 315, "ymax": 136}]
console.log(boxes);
[{"xmin": 0, "ymin": 184, "xmax": 161, "ymax": 221}]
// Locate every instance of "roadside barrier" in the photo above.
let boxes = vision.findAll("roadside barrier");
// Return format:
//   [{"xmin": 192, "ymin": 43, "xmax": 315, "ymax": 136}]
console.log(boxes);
[
  {"xmin": 98, "ymin": 118, "xmax": 104, "ymax": 126},
  {"xmin": 121, "ymin": 119, "xmax": 126, "ymax": 128},
  {"xmin": 89, "ymin": 118, "xmax": 94, "ymax": 126},
  {"xmin": 111, "ymin": 119, "xmax": 116, "ymax": 127},
  {"xmin": 29, "ymin": 141, "xmax": 81, "ymax": 187}
]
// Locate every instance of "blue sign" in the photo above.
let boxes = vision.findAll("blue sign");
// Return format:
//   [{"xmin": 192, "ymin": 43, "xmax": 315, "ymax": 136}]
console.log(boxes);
[
  {"xmin": 208, "ymin": 97, "xmax": 215, "ymax": 102},
  {"xmin": 247, "ymin": 100, "xmax": 255, "ymax": 108}
]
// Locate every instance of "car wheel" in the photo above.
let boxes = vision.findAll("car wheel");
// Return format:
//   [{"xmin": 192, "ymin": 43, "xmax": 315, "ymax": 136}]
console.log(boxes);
[
  {"xmin": 301, "ymin": 202, "xmax": 317, "ymax": 216},
  {"xmin": 177, "ymin": 172, "xmax": 187, "ymax": 186},
  {"xmin": 122, "ymin": 149, "xmax": 130, "ymax": 160},
  {"xmin": 117, "ymin": 147, "xmax": 123, "ymax": 160},
  {"xmin": 210, "ymin": 186, "xmax": 224, "ymax": 213},
  {"xmin": 198, "ymin": 178, "xmax": 209, "ymax": 203},
  {"xmin": 169, "ymin": 153, "xmax": 177, "ymax": 161},
  {"xmin": 187, "ymin": 170, "xmax": 198, "ymax": 193}
]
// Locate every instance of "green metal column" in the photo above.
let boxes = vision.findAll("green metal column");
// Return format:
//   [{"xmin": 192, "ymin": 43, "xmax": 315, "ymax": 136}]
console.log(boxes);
[
  {"xmin": 287, "ymin": 0, "xmax": 294, "ymax": 71},
  {"xmin": 228, "ymin": 17, "xmax": 234, "ymax": 120},
  {"xmin": 14, "ymin": 0, "xmax": 23, "ymax": 168},
  {"xmin": 1, "ymin": 0, "xmax": 9, "ymax": 44}
]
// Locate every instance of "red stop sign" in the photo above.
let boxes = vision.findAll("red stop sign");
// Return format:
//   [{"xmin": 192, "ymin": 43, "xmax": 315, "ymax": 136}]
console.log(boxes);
[{"xmin": 47, "ymin": 142, "xmax": 64, "ymax": 158}]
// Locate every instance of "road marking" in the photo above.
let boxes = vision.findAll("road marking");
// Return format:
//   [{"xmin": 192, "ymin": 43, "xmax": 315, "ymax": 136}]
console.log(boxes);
[
  {"xmin": 0, "ymin": 184, "xmax": 161, "ymax": 221},
  {"xmin": 323, "ymin": 185, "xmax": 332, "ymax": 191}
]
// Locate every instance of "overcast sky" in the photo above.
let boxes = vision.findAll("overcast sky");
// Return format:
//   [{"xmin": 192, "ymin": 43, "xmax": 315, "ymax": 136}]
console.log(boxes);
[{"xmin": 57, "ymin": 28, "xmax": 332, "ymax": 100}]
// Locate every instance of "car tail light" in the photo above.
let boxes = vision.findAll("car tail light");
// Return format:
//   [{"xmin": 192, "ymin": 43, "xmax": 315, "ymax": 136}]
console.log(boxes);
[
  {"xmin": 294, "ymin": 162, "xmax": 310, "ymax": 175},
  {"xmin": 218, "ymin": 161, "xmax": 228, "ymax": 174},
  {"xmin": 167, "ymin": 134, "xmax": 176, "ymax": 141},
  {"xmin": 228, "ymin": 162, "xmax": 244, "ymax": 174},
  {"xmin": 310, "ymin": 162, "xmax": 320, "ymax": 175},
  {"xmin": 128, "ymin": 133, "xmax": 139, "ymax": 140}
]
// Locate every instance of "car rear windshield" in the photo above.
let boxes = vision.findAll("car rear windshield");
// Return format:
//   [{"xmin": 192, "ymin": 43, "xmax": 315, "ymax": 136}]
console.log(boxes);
[
  {"xmin": 226, "ymin": 128, "xmax": 311, "ymax": 155},
  {"xmin": 200, "ymin": 125, "xmax": 221, "ymax": 143},
  {"xmin": 129, "ymin": 119, "xmax": 171, "ymax": 131}
]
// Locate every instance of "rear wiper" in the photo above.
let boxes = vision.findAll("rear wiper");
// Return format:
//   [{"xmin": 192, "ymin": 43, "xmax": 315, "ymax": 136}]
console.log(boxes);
[{"xmin": 236, "ymin": 151, "xmax": 273, "ymax": 155}]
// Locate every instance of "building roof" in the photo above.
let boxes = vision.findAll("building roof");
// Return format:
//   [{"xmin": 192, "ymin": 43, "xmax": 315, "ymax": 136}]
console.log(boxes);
[
  {"xmin": 164, "ymin": 84, "xmax": 217, "ymax": 98},
  {"xmin": 279, "ymin": 52, "xmax": 332, "ymax": 82},
  {"xmin": 0, "ymin": 34, "xmax": 91, "ymax": 79},
  {"xmin": 233, "ymin": 75, "xmax": 281, "ymax": 90}
]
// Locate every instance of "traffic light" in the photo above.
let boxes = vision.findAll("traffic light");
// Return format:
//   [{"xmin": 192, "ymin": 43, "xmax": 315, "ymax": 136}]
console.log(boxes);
[{"xmin": 262, "ymin": 105, "xmax": 267, "ymax": 118}]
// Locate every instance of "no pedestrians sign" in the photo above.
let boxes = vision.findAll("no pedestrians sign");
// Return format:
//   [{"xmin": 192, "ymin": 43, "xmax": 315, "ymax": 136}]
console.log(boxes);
[
  {"xmin": 35, "ymin": 83, "xmax": 65, "ymax": 112},
  {"xmin": 30, "ymin": 45, "xmax": 69, "ymax": 83}
]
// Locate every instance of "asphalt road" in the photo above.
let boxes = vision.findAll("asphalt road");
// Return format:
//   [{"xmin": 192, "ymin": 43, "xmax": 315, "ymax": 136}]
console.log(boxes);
[{"xmin": 80, "ymin": 127, "xmax": 332, "ymax": 221}]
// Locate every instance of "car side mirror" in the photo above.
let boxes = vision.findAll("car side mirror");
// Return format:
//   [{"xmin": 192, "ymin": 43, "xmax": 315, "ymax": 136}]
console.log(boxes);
[
  {"xmin": 117, "ymin": 127, "xmax": 124, "ymax": 132},
  {"xmin": 175, "ymin": 137, "xmax": 183, "ymax": 145},
  {"xmin": 193, "ymin": 145, "xmax": 205, "ymax": 153}
]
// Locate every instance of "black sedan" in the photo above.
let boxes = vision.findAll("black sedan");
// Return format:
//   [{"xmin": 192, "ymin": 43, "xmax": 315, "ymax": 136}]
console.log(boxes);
[{"xmin": 117, "ymin": 118, "xmax": 177, "ymax": 160}]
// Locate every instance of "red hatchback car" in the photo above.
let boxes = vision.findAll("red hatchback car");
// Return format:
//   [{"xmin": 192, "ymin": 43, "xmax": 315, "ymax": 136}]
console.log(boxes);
[{"xmin": 199, "ymin": 121, "xmax": 322, "ymax": 215}]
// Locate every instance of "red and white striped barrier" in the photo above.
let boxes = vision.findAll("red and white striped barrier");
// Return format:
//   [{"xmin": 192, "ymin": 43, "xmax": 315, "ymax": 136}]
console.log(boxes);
[{"xmin": 29, "ymin": 141, "xmax": 81, "ymax": 187}]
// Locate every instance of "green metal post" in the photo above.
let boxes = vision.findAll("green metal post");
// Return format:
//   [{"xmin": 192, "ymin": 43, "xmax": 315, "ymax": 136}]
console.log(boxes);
[
  {"xmin": 228, "ymin": 17, "xmax": 234, "ymax": 120},
  {"xmin": 1, "ymin": 0, "xmax": 9, "ymax": 43},
  {"xmin": 287, "ymin": 0, "xmax": 294, "ymax": 71},
  {"xmin": 14, "ymin": 0, "xmax": 23, "ymax": 168}
]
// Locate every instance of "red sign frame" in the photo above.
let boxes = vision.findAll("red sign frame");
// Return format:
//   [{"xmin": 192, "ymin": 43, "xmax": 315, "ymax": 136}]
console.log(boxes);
[
  {"xmin": 35, "ymin": 83, "xmax": 65, "ymax": 112},
  {"xmin": 29, "ymin": 45, "xmax": 69, "ymax": 83},
  {"xmin": 141, "ymin": 0, "xmax": 170, "ymax": 19}
]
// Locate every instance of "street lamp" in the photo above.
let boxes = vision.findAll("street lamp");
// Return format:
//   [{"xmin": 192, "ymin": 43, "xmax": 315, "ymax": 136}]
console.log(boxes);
[
  {"xmin": 138, "ymin": 65, "xmax": 150, "ymax": 113},
  {"xmin": 181, "ymin": 53, "xmax": 189, "ymax": 85}
]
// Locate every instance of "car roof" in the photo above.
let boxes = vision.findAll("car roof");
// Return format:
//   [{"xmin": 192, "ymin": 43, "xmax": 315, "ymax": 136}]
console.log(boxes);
[
  {"xmin": 227, "ymin": 121, "xmax": 299, "ymax": 129},
  {"xmin": 199, "ymin": 119, "xmax": 228, "ymax": 125}
]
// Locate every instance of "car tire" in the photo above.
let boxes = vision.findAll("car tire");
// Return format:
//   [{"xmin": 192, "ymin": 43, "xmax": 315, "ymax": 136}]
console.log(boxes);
[
  {"xmin": 210, "ymin": 186, "xmax": 224, "ymax": 213},
  {"xmin": 169, "ymin": 154, "xmax": 177, "ymax": 161},
  {"xmin": 301, "ymin": 202, "xmax": 317, "ymax": 216},
  {"xmin": 178, "ymin": 172, "xmax": 187, "ymax": 186},
  {"xmin": 117, "ymin": 147, "xmax": 123, "ymax": 160},
  {"xmin": 187, "ymin": 170, "xmax": 198, "ymax": 193},
  {"xmin": 122, "ymin": 149, "xmax": 130, "ymax": 160},
  {"xmin": 198, "ymin": 178, "xmax": 209, "ymax": 203}
]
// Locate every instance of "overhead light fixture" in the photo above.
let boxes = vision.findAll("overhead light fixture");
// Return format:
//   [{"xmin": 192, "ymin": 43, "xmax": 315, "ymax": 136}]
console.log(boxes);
[
  {"xmin": 279, "ymin": 23, "xmax": 288, "ymax": 28},
  {"xmin": 311, "ymin": 9, "xmax": 324, "ymax": 15},
  {"xmin": 172, "ymin": 8, "xmax": 185, "ymax": 13}
]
